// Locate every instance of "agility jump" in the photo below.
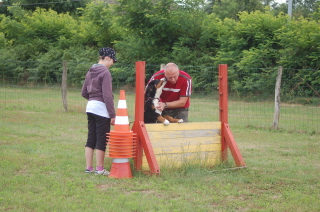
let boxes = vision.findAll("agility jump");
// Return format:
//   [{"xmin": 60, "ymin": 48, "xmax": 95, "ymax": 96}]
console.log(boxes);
[{"xmin": 131, "ymin": 62, "xmax": 246, "ymax": 174}]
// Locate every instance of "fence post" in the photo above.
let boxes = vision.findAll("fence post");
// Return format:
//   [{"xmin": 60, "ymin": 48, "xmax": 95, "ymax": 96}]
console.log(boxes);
[
  {"xmin": 62, "ymin": 60, "xmax": 68, "ymax": 112},
  {"xmin": 273, "ymin": 66, "xmax": 283, "ymax": 129}
]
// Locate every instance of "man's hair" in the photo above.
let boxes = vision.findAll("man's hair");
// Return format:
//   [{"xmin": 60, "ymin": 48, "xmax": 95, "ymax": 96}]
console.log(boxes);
[{"xmin": 165, "ymin": 63, "xmax": 179, "ymax": 71}]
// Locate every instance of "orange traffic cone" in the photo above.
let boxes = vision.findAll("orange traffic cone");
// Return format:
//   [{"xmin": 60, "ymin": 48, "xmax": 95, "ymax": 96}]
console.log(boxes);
[
  {"xmin": 107, "ymin": 90, "xmax": 136, "ymax": 179},
  {"xmin": 108, "ymin": 158, "xmax": 133, "ymax": 179},
  {"xmin": 113, "ymin": 90, "xmax": 130, "ymax": 132}
]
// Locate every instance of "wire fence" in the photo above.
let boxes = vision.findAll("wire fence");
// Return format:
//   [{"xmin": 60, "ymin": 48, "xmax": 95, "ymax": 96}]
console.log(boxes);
[{"xmin": 0, "ymin": 60, "xmax": 319, "ymax": 134}]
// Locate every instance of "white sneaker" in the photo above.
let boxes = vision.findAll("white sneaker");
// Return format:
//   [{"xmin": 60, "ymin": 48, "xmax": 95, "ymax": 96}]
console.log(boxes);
[
  {"xmin": 85, "ymin": 169, "xmax": 94, "ymax": 174},
  {"xmin": 95, "ymin": 169, "xmax": 110, "ymax": 176}
]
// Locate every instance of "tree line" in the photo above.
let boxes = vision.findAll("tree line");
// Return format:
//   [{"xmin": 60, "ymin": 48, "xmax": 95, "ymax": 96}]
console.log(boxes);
[{"xmin": 0, "ymin": 0, "xmax": 319, "ymax": 98}]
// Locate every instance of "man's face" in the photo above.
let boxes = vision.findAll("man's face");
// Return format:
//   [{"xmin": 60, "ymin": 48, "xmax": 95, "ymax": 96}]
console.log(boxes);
[{"xmin": 165, "ymin": 69, "xmax": 179, "ymax": 84}]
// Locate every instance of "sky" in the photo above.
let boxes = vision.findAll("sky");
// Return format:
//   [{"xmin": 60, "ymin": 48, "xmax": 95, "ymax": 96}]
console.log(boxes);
[{"xmin": 275, "ymin": 0, "xmax": 288, "ymax": 4}]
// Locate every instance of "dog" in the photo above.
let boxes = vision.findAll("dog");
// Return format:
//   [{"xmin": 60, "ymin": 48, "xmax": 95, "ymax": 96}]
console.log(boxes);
[{"xmin": 144, "ymin": 78, "xmax": 183, "ymax": 125}]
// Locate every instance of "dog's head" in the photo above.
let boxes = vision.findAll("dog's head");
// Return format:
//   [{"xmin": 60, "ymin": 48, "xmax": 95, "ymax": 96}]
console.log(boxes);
[{"xmin": 145, "ymin": 78, "xmax": 167, "ymax": 100}]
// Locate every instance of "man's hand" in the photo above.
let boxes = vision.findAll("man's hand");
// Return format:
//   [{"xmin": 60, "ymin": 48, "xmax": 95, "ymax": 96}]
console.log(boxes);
[{"xmin": 156, "ymin": 102, "xmax": 165, "ymax": 111}]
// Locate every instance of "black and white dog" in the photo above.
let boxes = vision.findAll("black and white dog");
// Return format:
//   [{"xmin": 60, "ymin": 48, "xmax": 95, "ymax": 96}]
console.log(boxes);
[{"xmin": 144, "ymin": 78, "xmax": 183, "ymax": 125}]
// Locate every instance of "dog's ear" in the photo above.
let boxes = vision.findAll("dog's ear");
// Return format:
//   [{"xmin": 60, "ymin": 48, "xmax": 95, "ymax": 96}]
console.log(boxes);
[
  {"xmin": 145, "ymin": 81, "xmax": 155, "ymax": 99},
  {"xmin": 145, "ymin": 86, "xmax": 152, "ymax": 99},
  {"xmin": 154, "ymin": 80, "xmax": 164, "ymax": 89},
  {"xmin": 156, "ymin": 79, "xmax": 166, "ymax": 89}
]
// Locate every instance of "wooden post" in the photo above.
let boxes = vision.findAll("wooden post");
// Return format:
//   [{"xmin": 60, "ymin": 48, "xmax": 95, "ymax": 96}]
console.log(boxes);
[
  {"xmin": 219, "ymin": 64, "xmax": 228, "ymax": 161},
  {"xmin": 219, "ymin": 64, "xmax": 246, "ymax": 167},
  {"xmin": 132, "ymin": 61, "xmax": 160, "ymax": 174},
  {"xmin": 62, "ymin": 60, "xmax": 68, "ymax": 112},
  {"xmin": 132, "ymin": 61, "xmax": 145, "ymax": 170},
  {"xmin": 273, "ymin": 66, "xmax": 283, "ymax": 129}
]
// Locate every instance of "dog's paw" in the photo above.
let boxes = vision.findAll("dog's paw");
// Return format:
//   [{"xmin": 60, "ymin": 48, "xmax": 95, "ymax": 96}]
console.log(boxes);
[
  {"xmin": 163, "ymin": 120, "xmax": 170, "ymax": 126},
  {"xmin": 178, "ymin": 119, "xmax": 183, "ymax": 123}
]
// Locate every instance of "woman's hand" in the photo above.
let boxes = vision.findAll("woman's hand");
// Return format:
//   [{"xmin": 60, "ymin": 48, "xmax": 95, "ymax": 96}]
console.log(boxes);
[{"xmin": 110, "ymin": 118, "xmax": 115, "ymax": 125}]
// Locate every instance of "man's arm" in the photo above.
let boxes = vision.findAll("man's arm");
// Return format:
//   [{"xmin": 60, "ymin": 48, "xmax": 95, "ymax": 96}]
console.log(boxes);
[{"xmin": 156, "ymin": 96, "xmax": 189, "ymax": 111}]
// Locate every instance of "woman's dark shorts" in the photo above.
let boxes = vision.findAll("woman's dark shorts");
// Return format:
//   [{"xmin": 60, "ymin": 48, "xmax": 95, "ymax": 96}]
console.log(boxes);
[{"xmin": 85, "ymin": 112, "xmax": 111, "ymax": 151}]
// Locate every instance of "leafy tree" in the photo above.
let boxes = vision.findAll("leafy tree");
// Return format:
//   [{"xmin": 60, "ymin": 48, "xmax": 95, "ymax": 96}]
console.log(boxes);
[
  {"xmin": 0, "ymin": 0, "xmax": 319, "ymax": 96},
  {"xmin": 271, "ymin": 0, "xmax": 320, "ymax": 19},
  {"xmin": 113, "ymin": 0, "xmax": 208, "ymax": 64},
  {"xmin": 215, "ymin": 10, "xmax": 288, "ymax": 68},
  {"xmin": 114, "ymin": 0, "xmax": 182, "ymax": 61},
  {"xmin": 276, "ymin": 16, "xmax": 320, "ymax": 98},
  {"xmin": 310, "ymin": 2, "xmax": 320, "ymax": 20},
  {"xmin": 291, "ymin": 0, "xmax": 320, "ymax": 18},
  {"xmin": 0, "ymin": 0, "xmax": 88, "ymax": 15},
  {"xmin": 205, "ymin": 0, "xmax": 265, "ymax": 19},
  {"xmin": 25, "ymin": 8, "xmax": 78, "ymax": 43},
  {"xmin": 270, "ymin": 2, "xmax": 288, "ymax": 16},
  {"xmin": 277, "ymin": 17, "xmax": 320, "ymax": 70},
  {"xmin": 0, "ymin": 0, "xmax": 12, "ymax": 15},
  {"xmin": 0, "ymin": 6, "xmax": 81, "ymax": 62},
  {"xmin": 77, "ymin": 1, "xmax": 121, "ymax": 48},
  {"xmin": 214, "ymin": 10, "xmax": 288, "ymax": 95},
  {"xmin": 1, "ymin": 6, "xmax": 79, "ymax": 46}
]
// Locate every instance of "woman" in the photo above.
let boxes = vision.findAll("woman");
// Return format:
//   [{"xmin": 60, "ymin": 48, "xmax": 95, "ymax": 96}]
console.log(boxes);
[{"xmin": 81, "ymin": 47, "xmax": 117, "ymax": 175}]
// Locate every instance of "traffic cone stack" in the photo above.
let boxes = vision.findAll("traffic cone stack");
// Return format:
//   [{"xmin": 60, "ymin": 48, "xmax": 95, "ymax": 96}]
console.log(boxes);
[{"xmin": 107, "ymin": 90, "xmax": 136, "ymax": 179}]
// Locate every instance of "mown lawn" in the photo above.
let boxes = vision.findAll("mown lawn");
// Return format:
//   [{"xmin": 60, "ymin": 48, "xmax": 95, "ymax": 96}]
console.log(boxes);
[{"xmin": 1, "ymin": 101, "xmax": 319, "ymax": 211}]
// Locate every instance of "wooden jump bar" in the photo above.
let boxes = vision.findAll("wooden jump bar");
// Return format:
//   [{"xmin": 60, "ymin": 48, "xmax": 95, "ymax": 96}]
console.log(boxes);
[{"xmin": 142, "ymin": 122, "xmax": 222, "ymax": 170}]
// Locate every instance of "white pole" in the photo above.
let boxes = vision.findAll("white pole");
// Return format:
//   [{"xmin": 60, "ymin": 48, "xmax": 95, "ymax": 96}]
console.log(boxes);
[{"xmin": 288, "ymin": 0, "xmax": 293, "ymax": 18}]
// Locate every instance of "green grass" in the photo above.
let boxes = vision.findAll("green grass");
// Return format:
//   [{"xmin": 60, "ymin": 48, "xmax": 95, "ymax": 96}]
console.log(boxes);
[{"xmin": 0, "ymin": 87, "xmax": 320, "ymax": 211}]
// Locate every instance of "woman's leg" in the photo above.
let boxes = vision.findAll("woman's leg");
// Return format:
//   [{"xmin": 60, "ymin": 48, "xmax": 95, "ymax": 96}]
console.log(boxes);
[
  {"xmin": 94, "ymin": 115, "xmax": 111, "ymax": 169},
  {"xmin": 85, "ymin": 147, "xmax": 94, "ymax": 168},
  {"xmin": 96, "ymin": 149, "xmax": 105, "ymax": 167},
  {"xmin": 85, "ymin": 113, "xmax": 97, "ymax": 171}
]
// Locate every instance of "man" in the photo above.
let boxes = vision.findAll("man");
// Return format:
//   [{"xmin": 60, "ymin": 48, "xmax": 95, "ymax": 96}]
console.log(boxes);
[{"xmin": 147, "ymin": 62, "xmax": 192, "ymax": 122}]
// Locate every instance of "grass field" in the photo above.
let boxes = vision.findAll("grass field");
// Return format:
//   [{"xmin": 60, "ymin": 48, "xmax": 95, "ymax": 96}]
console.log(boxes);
[{"xmin": 0, "ymin": 87, "xmax": 319, "ymax": 211}]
